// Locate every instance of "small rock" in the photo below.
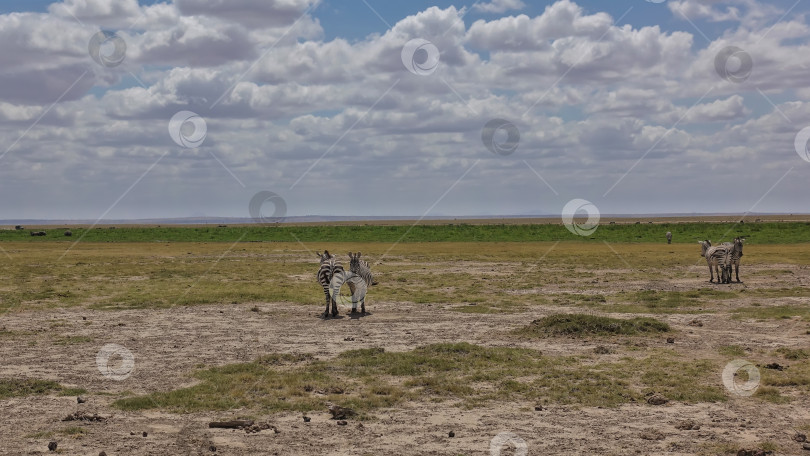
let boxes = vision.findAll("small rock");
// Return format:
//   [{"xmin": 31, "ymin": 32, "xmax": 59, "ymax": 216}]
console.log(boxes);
[
  {"xmin": 357, "ymin": 423, "xmax": 364, "ymax": 430},
  {"xmin": 130, "ymin": 431, "xmax": 136, "ymax": 435},
  {"xmin": 666, "ymin": 337, "xmax": 675, "ymax": 344},
  {"xmin": 344, "ymin": 337, "xmax": 355, "ymax": 341},
  {"xmin": 303, "ymin": 416, "xmax": 311, "ymax": 423},
  {"xmin": 48, "ymin": 441, "xmax": 57, "ymax": 451},
  {"xmin": 337, "ymin": 420, "xmax": 347, "ymax": 426},
  {"xmin": 82, "ymin": 316, "xmax": 87, "ymax": 321},
  {"xmin": 448, "ymin": 431, "xmax": 455, "ymax": 437},
  {"xmin": 534, "ymin": 405, "xmax": 543, "ymax": 411},
  {"xmin": 646, "ymin": 393, "xmax": 669, "ymax": 405},
  {"xmin": 77, "ymin": 396, "xmax": 86, "ymax": 404},
  {"xmin": 142, "ymin": 431, "xmax": 148, "ymax": 437},
  {"xmin": 793, "ymin": 433, "xmax": 807, "ymax": 443},
  {"xmin": 99, "ymin": 452, "xmax": 107, "ymax": 456},
  {"xmin": 804, "ymin": 442, "xmax": 810, "ymax": 451},
  {"xmin": 687, "ymin": 319, "xmax": 703, "ymax": 327},
  {"xmin": 764, "ymin": 362, "xmax": 784, "ymax": 370},
  {"xmin": 209, "ymin": 445, "xmax": 217, "ymax": 452}
]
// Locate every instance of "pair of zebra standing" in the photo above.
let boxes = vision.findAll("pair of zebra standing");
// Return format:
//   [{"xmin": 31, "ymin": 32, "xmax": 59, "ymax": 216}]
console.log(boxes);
[
  {"xmin": 316, "ymin": 250, "xmax": 377, "ymax": 318},
  {"xmin": 698, "ymin": 237, "xmax": 745, "ymax": 284}
]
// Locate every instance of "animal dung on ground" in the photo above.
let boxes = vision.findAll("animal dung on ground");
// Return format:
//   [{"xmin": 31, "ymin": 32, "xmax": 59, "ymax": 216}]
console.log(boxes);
[
  {"xmin": 303, "ymin": 416, "xmax": 311, "ymax": 423},
  {"xmin": 666, "ymin": 337, "xmax": 675, "ymax": 344},
  {"xmin": 77, "ymin": 396, "xmax": 86, "ymax": 403},
  {"xmin": 48, "ymin": 441, "xmax": 57, "ymax": 451},
  {"xmin": 337, "ymin": 420, "xmax": 347, "ymax": 426},
  {"xmin": 448, "ymin": 431, "xmax": 455, "ymax": 437}
]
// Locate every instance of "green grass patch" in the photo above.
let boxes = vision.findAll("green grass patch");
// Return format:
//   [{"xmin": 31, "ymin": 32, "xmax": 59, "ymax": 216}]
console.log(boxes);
[
  {"xmin": 775, "ymin": 347, "xmax": 809, "ymax": 360},
  {"xmin": 0, "ymin": 378, "xmax": 64, "ymax": 399},
  {"xmin": 732, "ymin": 305, "xmax": 810, "ymax": 321},
  {"xmin": 718, "ymin": 345, "xmax": 747, "ymax": 357},
  {"xmin": 112, "ymin": 343, "xmax": 722, "ymax": 414},
  {"xmin": 1, "ymin": 221, "xmax": 807, "ymax": 243},
  {"xmin": 514, "ymin": 314, "xmax": 670, "ymax": 338},
  {"xmin": 53, "ymin": 335, "xmax": 94, "ymax": 345},
  {"xmin": 754, "ymin": 386, "xmax": 790, "ymax": 404}
]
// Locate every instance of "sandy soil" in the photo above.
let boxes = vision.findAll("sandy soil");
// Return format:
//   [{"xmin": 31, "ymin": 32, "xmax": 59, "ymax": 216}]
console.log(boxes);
[{"xmin": 1, "ymin": 260, "xmax": 810, "ymax": 456}]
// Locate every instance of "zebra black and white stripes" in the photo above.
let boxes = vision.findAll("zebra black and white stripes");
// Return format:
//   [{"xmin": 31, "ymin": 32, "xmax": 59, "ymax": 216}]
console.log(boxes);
[
  {"xmin": 348, "ymin": 252, "xmax": 377, "ymax": 287},
  {"xmin": 699, "ymin": 238, "xmax": 745, "ymax": 284},
  {"xmin": 316, "ymin": 250, "xmax": 343, "ymax": 318},
  {"xmin": 721, "ymin": 237, "xmax": 745, "ymax": 283},
  {"xmin": 345, "ymin": 252, "xmax": 376, "ymax": 314}
]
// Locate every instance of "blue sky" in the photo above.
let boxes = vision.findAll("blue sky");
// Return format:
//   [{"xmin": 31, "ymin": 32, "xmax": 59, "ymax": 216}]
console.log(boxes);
[{"xmin": 1, "ymin": 0, "xmax": 809, "ymax": 219}]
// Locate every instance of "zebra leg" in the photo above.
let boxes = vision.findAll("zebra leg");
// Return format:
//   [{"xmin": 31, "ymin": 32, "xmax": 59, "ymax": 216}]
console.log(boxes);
[
  {"xmin": 735, "ymin": 263, "xmax": 741, "ymax": 282},
  {"xmin": 322, "ymin": 288, "xmax": 331, "ymax": 318},
  {"xmin": 361, "ymin": 298, "xmax": 365, "ymax": 314},
  {"xmin": 348, "ymin": 282, "xmax": 357, "ymax": 314},
  {"xmin": 331, "ymin": 296, "xmax": 338, "ymax": 317}
]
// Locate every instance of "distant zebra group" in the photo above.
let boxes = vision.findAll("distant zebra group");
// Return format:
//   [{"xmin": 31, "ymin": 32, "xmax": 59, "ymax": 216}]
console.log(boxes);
[
  {"xmin": 316, "ymin": 250, "xmax": 377, "ymax": 318},
  {"xmin": 698, "ymin": 238, "xmax": 745, "ymax": 284}
]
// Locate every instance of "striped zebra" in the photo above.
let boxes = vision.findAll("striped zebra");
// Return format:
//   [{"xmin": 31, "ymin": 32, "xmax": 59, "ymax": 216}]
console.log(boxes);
[
  {"xmin": 701, "ymin": 241, "xmax": 735, "ymax": 284},
  {"xmin": 721, "ymin": 237, "xmax": 745, "ymax": 282},
  {"xmin": 348, "ymin": 252, "xmax": 377, "ymax": 287},
  {"xmin": 347, "ymin": 252, "xmax": 377, "ymax": 314},
  {"xmin": 666, "ymin": 232, "xmax": 672, "ymax": 244},
  {"xmin": 316, "ymin": 250, "xmax": 343, "ymax": 318},
  {"xmin": 699, "ymin": 240, "xmax": 713, "ymax": 281}
]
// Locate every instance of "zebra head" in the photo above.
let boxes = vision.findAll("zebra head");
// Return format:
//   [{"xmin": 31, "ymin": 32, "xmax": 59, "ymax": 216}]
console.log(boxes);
[
  {"xmin": 699, "ymin": 240, "xmax": 711, "ymax": 257},
  {"xmin": 316, "ymin": 250, "xmax": 333, "ymax": 264},
  {"xmin": 348, "ymin": 251, "xmax": 361, "ymax": 273},
  {"xmin": 733, "ymin": 237, "xmax": 745, "ymax": 256}
]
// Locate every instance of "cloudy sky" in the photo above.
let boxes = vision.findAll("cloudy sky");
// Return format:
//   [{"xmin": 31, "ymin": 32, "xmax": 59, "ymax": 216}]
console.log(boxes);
[{"xmin": 1, "ymin": 0, "xmax": 809, "ymax": 220}]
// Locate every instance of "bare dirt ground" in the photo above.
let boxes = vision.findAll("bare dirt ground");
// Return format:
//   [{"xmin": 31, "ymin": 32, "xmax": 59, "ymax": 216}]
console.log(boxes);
[{"xmin": 1, "ymin": 242, "xmax": 810, "ymax": 455}]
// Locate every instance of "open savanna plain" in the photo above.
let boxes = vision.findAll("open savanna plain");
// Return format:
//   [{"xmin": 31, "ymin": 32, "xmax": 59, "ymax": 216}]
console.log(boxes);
[{"xmin": 1, "ymin": 222, "xmax": 810, "ymax": 455}]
